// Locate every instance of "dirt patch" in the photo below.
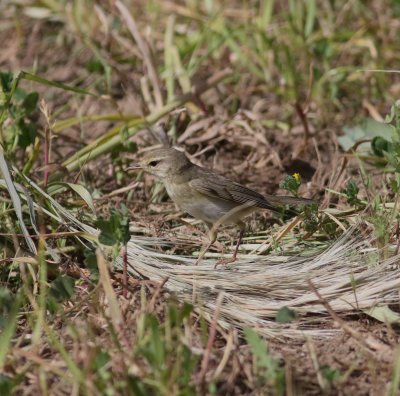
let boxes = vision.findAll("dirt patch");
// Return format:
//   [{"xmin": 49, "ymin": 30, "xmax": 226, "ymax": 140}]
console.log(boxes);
[{"xmin": 2, "ymin": 3, "xmax": 400, "ymax": 395}]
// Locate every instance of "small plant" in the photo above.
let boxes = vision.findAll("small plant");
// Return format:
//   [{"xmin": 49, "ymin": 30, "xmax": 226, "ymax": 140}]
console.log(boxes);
[
  {"xmin": 343, "ymin": 180, "xmax": 363, "ymax": 207},
  {"xmin": 47, "ymin": 276, "xmax": 76, "ymax": 313},
  {"xmin": 0, "ymin": 374, "xmax": 14, "ymax": 396},
  {"xmin": 96, "ymin": 204, "xmax": 130, "ymax": 259},
  {"xmin": 279, "ymin": 173, "xmax": 301, "ymax": 197},
  {"xmin": 0, "ymin": 71, "xmax": 39, "ymax": 158},
  {"xmin": 0, "ymin": 287, "xmax": 15, "ymax": 330},
  {"xmin": 244, "ymin": 327, "xmax": 285, "ymax": 395},
  {"xmin": 96, "ymin": 204, "xmax": 130, "ymax": 296},
  {"xmin": 279, "ymin": 174, "xmax": 340, "ymax": 238},
  {"xmin": 275, "ymin": 306, "xmax": 299, "ymax": 323},
  {"xmin": 134, "ymin": 301, "xmax": 198, "ymax": 394},
  {"xmin": 370, "ymin": 101, "xmax": 400, "ymax": 171},
  {"xmin": 84, "ymin": 248, "xmax": 100, "ymax": 282},
  {"xmin": 321, "ymin": 365, "xmax": 340, "ymax": 385}
]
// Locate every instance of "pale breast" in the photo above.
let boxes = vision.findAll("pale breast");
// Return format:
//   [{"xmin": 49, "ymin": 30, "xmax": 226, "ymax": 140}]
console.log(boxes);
[{"xmin": 165, "ymin": 182, "xmax": 256, "ymax": 225}]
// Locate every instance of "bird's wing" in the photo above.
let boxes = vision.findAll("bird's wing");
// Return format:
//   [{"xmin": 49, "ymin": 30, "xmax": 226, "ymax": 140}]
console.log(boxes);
[{"xmin": 188, "ymin": 172, "xmax": 277, "ymax": 211}]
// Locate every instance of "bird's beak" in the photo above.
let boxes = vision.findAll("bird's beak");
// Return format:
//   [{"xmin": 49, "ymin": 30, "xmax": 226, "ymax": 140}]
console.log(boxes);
[{"xmin": 126, "ymin": 164, "xmax": 142, "ymax": 171}]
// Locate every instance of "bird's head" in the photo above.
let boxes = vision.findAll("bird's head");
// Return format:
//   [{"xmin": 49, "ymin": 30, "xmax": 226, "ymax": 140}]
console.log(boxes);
[{"xmin": 127, "ymin": 148, "xmax": 191, "ymax": 180}]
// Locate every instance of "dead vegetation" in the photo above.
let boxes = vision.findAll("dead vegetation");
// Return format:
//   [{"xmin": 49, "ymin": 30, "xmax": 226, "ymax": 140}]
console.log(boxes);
[{"xmin": 1, "ymin": 1, "xmax": 400, "ymax": 395}]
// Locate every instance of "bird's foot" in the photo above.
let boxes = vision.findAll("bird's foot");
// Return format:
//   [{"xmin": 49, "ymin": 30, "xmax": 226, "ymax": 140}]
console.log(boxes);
[{"xmin": 214, "ymin": 256, "xmax": 237, "ymax": 269}]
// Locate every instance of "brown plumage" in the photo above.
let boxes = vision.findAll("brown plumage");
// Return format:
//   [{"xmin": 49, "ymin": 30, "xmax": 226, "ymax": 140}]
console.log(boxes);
[{"xmin": 128, "ymin": 148, "xmax": 316, "ymax": 267}]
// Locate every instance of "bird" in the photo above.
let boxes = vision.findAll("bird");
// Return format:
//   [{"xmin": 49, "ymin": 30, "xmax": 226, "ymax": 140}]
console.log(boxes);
[{"xmin": 128, "ymin": 147, "xmax": 316, "ymax": 267}]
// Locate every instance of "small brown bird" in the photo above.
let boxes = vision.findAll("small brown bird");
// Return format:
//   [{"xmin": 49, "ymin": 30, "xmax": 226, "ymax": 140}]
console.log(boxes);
[{"xmin": 128, "ymin": 148, "xmax": 315, "ymax": 267}]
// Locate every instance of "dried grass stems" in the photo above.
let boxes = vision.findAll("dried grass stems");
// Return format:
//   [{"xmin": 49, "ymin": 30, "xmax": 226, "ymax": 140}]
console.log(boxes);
[{"xmin": 123, "ymin": 225, "xmax": 400, "ymax": 340}]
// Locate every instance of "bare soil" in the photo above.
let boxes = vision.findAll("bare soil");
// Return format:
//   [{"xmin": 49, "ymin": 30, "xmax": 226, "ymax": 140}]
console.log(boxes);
[{"xmin": 1, "ymin": 7, "xmax": 399, "ymax": 395}]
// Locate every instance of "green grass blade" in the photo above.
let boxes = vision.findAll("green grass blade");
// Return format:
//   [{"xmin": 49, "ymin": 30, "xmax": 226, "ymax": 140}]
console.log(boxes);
[
  {"xmin": 53, "ymin": 114, "xmax": 141, "ymax": 133},
  {"xmin": 164, "ymin": 15, "xmax": 176, "ymax": 102},
  {"xmin": 21, "ymin": 71, "xmax": 99, "ymax": 97},
  {"xmin": 0, "ymin": 151, "xmax": 36, "ymax": 254},
  {"xmin": 0, "ymin": 291, "xmax": 23, "ymax": 371},
  {"xmin": 305, "ymin": 0, "xmax": 316, "ymax": 38},
  {"xmin": 61, "ymin": 68, "xmax": 232, "ymax": 173},
  {"xmin": 47, "ymin": 182, "xmax": 97, "ymax": 215},
  {"xmin": 45, "ymin": 324, "xmax": 86, "ymax": 386},
  {"xmin": 258, "ymin": 0, "xmax": 274, "ymax": 28}
]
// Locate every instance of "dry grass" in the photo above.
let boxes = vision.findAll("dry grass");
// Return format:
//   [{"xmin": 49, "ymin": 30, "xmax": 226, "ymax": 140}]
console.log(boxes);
[
  {"xmin": 125, "ymin": 225, "xmax": 400, "ymax": 339},
  {"xmin": 1, "ymin": 0, "xmax": 400, "ymax": 394}
]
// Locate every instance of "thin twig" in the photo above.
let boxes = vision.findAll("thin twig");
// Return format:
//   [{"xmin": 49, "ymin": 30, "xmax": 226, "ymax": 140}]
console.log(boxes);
[
  {"xmin": 148, "ymin": 277, "xmax": 169, "ymax": 312},
  {"xmin": 94, "ymin": 182, "xmax": 139, "ymax": 201},
  {"xmin": 39, "ymin": 99, "xmax": 53, "ymax": 186},
  {"xmin": 198, "ymin": 292, "xmax": 225, "ymax": 384},
  {"xmin": 307, "ymin": 279, "xmax": 391, "ymax": 355},
  {"xmin": 306, "ymin": 336, "xmax": 328, "ymax": 392},
  {"xmin": 123, "ymin": 244, "xmax": 128, "ymax": 298},
  {"xmin": 115, "ymin": 0, "xmax": 163, "ymax": 110},
  {"xmin": 293, "ymin": 101, "xmax": 310, "ymax": 158},
  {"xmin": 395, "ymin": 221, "xmax": 400, "ymax": 256}
]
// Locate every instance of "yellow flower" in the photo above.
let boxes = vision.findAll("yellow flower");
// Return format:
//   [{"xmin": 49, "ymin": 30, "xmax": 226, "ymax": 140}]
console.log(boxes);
[{"xmin": 293, "ymin": 173, "xmax": 300, "ymax": 181}]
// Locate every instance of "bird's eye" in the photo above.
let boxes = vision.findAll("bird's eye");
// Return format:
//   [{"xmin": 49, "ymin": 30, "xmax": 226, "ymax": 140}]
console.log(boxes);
[{"xmin": 148, "ymin": 160, "xmax": 160, "ymax": 167}]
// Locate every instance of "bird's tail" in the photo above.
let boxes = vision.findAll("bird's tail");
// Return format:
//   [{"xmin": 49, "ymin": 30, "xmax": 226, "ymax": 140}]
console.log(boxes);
[{"xmin": 265, "ymin": 195, "xmax": 317, "ymax": 207}]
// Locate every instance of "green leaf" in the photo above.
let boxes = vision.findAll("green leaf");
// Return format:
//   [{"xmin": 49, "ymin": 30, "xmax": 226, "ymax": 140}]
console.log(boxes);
[
  {"xmin": 96, "ymin": 208, "xmax": 130, "ymax": 246},
  {"xmin": 127, "ymin": 376, "xmax": 149, "ymax": 396},
  {"xmin": 22, "ymin": 92, "xmax": 39, "ymax": 114},
  {"xmin": 98, "ymin": 231, "xmax": 116, "ymax": 246},
  {"xmin": 8, "ymin": 104, "xmax": 23, "ymax": 120},
  {"xmin": 0, "ymin": 71, "xmax": 14, "ymax": 93},
  {"xmin": 48, "ymin": 182, "xmax": 96, "ymax": 215},
  {"xmin": 0, "ymin": 288, "xmax": 14, "ymax": 330},
  {"xmin": 18, "ymin": 120, "xmax": 37, "ymax": 148},
  {"xmin": 91, "ymin": 349, "xmax": 110, "ymax": 370},
  {"xmin": 120, "ymin": 218, "xmax": 130, "ymax": 245},
  {"xmin": 13, "ymin": 87, "xmax": 26, "ymax": 101},
  {"xmin": 84, "ymin": 249, "xmax": 98, "ymax": 270},
  {"xmin": 383, "ymin": 149, "xmax": 400, "ymax": 171},
  {"xmin": 21, "ymin": 71, "xmax": 98, "ymax": 97},
  {"xmin": 304, "ymin": 0, "xmax": 316, "ymax": 38},
  {"xmin": 180, "ymin": 344, "xmax": 197, "ymax": 386},
  {"xmin": 0, "ymin": 150, "xmax": 37, "ymax": 254},
  {"xmin": 339, "ymin": 118, "xmax": 395, "ymax": 151},
  {"xmin": 85, "ymin": 57, "xmax": 104, "ymax": 73},
  {"xmin": 321, "ymin": 217, "xmax": 338, "ymax": 235},
  {"xmin": 371, "ymin": 136, "xmax": 392, "ymax": 157},
  {"xmin": 119, "ymin": 125, "xmax": 129, "ymax": 141},
  {"xmin": 83, "ymin": 249, "xmax": 99, "ymax": 282},
  {"xmin": 346, "ymin": 180, "xmax": 359, "ymax": 197},
  {"xmin": 275, "ymin": 306, "xmax": 298, "ymax": 323},
  {"xmin": 48, "ymin": 276, "xmax": 75, "ymax": 302},
  {"xmin": 321, "ymin": 365, "xmax": 340, "ymax": 383},
  {"xmin": 345, "ymin": 180, "xmax": 361, "ymax": 206},
  {"xmin": 244, "ymin": 327, "xmax": 285, "ymax": 393},
  {"xmin": 147, "ymin": 314, "xmax": 165, "ymax": 367},
  {"xmin": 3, "ymin": 124, "xmax": 18, "ymax": 148},
  {"xmin": 180, "ymin": 302, "xmax": 194, "ymax": 319},
  {"xmin": 279, "ymin": 175, "xmax": 301, "ymax": 197},
  {"xmin": 96, "ymin": 217, "xmax": 118, "ymax": 246},
  {"xmin": 384, "ymin": 101, "xmax": 400, "ymax": 123},
  {"xmin": 0, "ymin": 291, "xmax": 23, "ymax": 370},
  {"xmin": 244, "ymin": 327, "xmax": 275, "ymax": 369},
  {"xmin": 364, "ymin": 306, "xmax": 400, "ymax": 324},
  {"xmin": 390, "ymin": 175, "xmax": 400, "ymax": 193},
  {"xmin": 0, "ymin": 374, "xmax": 13, "ymax": 396}
]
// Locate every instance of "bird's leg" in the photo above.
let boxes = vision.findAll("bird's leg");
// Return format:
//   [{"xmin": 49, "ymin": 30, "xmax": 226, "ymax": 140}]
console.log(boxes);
[
  {"xmin": 194, "ymin": 223, "xmax": 216, "ymax": 266},
  {"xmin": 194, "ymin": 241, "xmax": 213, "ymax": 266},
  {"xmin": 215, "ymin": 221, "xmax": 245, "ymax": 268}
]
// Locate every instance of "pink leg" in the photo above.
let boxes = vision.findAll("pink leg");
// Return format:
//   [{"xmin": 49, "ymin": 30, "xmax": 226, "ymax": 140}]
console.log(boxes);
[
  {"xmin": 215, "ymin": 230, "xmax": 245, "ymax": 269},
  {"xmin": 195, "ymin": 241, "xmax": 213, "ymax": 266}
]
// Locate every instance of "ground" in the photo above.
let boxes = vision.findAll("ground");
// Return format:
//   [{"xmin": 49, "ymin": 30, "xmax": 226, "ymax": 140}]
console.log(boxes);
[{"xmin": 1, "ymin": 1, "xmax": 400, "ymax": 395}]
